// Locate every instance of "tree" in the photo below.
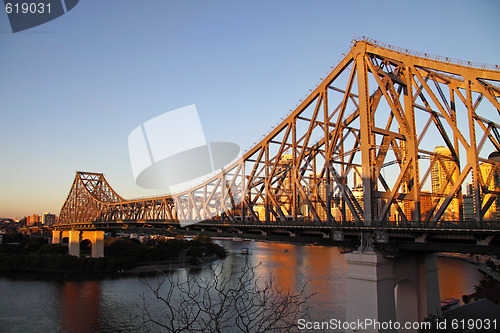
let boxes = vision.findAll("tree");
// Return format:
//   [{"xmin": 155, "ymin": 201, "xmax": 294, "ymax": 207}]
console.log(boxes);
[
  {"xmin": 18, "ymin": 217, "xmax": 27, "ymax": 227},
  {"xmin": 140, "ymin": 259, "xmax": 313, "ymax": 332}
]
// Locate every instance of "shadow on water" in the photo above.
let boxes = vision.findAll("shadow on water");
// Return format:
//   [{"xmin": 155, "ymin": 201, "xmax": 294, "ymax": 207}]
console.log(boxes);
[{"xmin": 0, "ymin": 241, "xmax": 486, "ymax": 333}]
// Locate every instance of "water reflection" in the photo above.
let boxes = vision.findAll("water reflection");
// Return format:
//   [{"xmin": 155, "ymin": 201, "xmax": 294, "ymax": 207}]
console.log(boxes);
[
  {"xmin": 437, "ymin": 257, "xmax": 483, "ymax": 301},
  {"xmin": 0, "ymin": 241, "xmax": 487, "ymax": 333},
  {"xmin": 218, "ymin": 240, "xmax": 347, "ymax": 321},
  {"xmin": 60, "ymin": 281, "xmax": 102, "ymax": 333}
]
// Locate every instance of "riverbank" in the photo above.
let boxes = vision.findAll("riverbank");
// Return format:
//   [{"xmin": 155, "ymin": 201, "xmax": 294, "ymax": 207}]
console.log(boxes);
[
  {"xmin": 438, "ymin": 252, "xmax": 498, "ymax": 265},
  {"xmin": 439, "ymin": 252, "xmax": 500, "ymax": 283},
  {"xmin": 477, "ymin": 264, "xmax": 500, "ymax": 282},
  {"xmin": 0, "ymin": 234, "xmax": 226, "ymax": 280}
]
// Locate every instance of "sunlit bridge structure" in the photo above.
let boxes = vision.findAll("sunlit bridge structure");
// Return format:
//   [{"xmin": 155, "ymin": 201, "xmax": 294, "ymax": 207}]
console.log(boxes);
[
  {"xmin": 58, "ymin": 37, "xmax": 500, "ymax": 230},
  {"xmin": 54, "ymin": 38, "xmax": 500, "ymax": 330}
]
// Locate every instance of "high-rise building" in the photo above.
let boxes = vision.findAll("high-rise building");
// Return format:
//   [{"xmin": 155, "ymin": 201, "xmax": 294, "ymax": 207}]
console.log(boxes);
[
  {"xmin": 308, "ymin": 173, "xmax": 339, "ymax": 221},
  {"xmin": 462, "ymin": 152, "xmax": 499, "ymax": 221},
  {"xmin": 431, "ymin": 146, "xmax": 460, "ymax": 221},
  {"xmin": 463, "ymin": 195, "xmax": 475, "ymax": 221},
  {"xmin": 41, "ymin": 213, "xmax": 57, "ymax": 226},
  {"xmin": 253, "ymin": 206, "xmax": 266, "ymax": 222},
  {"xmin": 277, "ymin": 154, "xmax": 293, "ymax": 217},
  {"xmin": 490, "ymin": 152, "xmax": 500, "ymax": 220},
  {"xmin": 26, "ymin": 214, "xmax": 40, "ymax": 226},
  {"xmin": 419, "ymin": 192, "xmax": 433, "ymax": 221},
  {"xmin": 466, "ymin": 183, "xmax": 474, "ymax": 197},
  {"xmin": 479, "ymin": 152, "xmax": 500, "ymax": 221},
  {"xmin": 309, "ymin": 173, "xmax": 327, "ymax": 220}
]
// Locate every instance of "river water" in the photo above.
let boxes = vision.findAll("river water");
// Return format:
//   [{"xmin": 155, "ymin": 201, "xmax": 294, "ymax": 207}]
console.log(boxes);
[{"xmin": 0, "ymin": 240, "xmax": 484, "ymax": 332}]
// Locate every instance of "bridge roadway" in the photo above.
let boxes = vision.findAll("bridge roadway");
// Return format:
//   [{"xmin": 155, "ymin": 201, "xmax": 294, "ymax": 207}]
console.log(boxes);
[{"xmin": 54, "ymin": 219, "xmax": 500, "ymax": 255}]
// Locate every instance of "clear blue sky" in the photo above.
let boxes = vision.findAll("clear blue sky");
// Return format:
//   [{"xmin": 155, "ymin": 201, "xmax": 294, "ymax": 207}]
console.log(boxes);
[{"xmin": 1, "ymin": 0, "xmax": 499, "ymax": 219}]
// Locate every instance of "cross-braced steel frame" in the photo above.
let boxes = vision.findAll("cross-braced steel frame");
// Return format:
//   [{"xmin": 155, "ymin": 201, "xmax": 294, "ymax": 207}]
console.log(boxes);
[
  {"xmin": 58, "ymin": 39, "xmax": 500, "ymax": 227},
  {"xmin": 59, "ymin": 171, "xmax": 176, "ymax": 223}
]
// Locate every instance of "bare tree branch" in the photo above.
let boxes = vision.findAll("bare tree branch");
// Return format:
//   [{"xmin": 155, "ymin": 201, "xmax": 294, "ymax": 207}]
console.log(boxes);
[{"xmin": 141, "ymin": 258, "xmax": 314, "ymax": 332}]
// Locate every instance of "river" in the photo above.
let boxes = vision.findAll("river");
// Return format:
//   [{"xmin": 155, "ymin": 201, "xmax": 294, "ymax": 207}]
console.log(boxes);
[{"xmin": 0, "ymin": 240, "xmax": 484, "ymax": 332}]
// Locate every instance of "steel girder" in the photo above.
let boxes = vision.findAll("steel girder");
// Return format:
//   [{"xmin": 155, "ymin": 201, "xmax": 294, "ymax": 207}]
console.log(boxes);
[
  {"xmin": 59, "ymin": 171, "xmax": 176, "ymax": 223},
  {"xmin": 58, "ymin": 39, "xmax": 500, "ymax": 226}
]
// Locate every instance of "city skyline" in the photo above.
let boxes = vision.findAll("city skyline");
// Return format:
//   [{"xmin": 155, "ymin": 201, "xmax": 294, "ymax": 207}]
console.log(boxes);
[{"xmin": 1, "ymin": 1, "xmax": 500, "ymax": 219}]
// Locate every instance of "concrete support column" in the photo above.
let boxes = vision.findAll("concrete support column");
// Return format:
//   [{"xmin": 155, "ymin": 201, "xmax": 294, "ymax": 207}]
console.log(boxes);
[
  {"xmin": 68, "ymin": 230, "xmax": 81, "ymax": 257},
  {"xmin": 345, "ymin": 251, "xmax": 442, "ymax": 332},
  {"xmin": 61, "ymin": 231, "xmax": 70, "ymax": 240},
  {"xmin": 419, "ymin": 253, "xmax": 441, "ymax": 320},
  {"xmin": 88, "ymin": 231, "xmax": 104, "ymax": 258},
  {"xmin": 345, "ymin": 251, "xmax": 396, "ymax": 333},
  {"xmin": 52, "ymin": 230, "xmax": 61, "ymax": 244}
]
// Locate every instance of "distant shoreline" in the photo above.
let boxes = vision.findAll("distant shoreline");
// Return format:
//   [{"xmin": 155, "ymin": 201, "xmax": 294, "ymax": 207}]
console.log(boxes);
[
  {"xmin": 123, "ymin": 253, "xmax": 220, "ymax": 274},
  {"xmin": 438, "ymin": 252, "xmax": 480, "ymax": 265},
  {"xmin": 0, "ymin": 253, "xmax": 222, "ymax": 281}
]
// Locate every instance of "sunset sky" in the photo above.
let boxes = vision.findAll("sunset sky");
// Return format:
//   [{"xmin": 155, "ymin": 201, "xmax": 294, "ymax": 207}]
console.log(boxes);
[{"xmin": 1, "ymin": 0, "xmax": 499, "ymax": 219}]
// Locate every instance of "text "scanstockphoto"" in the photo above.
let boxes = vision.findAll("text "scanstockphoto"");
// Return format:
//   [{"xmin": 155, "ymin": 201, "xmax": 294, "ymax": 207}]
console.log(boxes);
[{"xmin": 298, "ymin": 318, "xmax": 432, "ymax": 331}]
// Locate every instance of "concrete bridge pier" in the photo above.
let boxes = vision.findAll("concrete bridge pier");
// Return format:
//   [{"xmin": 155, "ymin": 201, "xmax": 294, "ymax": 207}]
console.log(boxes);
[
  {"xmin": 52, "ymin": 230, "xmax": 104, "ymax": 258},
  {"xmin": 68, "ymin": 230, "xmax": 81, "ymax": 257},
  {"xmin": 52, "ymin": 230, "xmax": 61, "ymax": 243},
  {"xmin": 344, "ymin": 251, "xmax": 440, "ymax": 333}
]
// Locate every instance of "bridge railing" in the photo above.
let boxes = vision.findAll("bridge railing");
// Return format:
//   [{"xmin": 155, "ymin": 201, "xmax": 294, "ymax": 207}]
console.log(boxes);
[
  {"xmin": 198, "ymin": 219, "xmax": 500, "ymax": 230},
  {"xmin": 56, "ymin": 218, "xmax": 499, "ymax": 232},
  {"xmin": 356, "ymin": 36, "xmax": 500, "ymax": 71}
]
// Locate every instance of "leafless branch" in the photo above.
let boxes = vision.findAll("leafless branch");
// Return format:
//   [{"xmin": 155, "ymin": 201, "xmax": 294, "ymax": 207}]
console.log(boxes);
[{"xmin": 141, "ymin": 258, "xmax": 313, "ymax": 332}]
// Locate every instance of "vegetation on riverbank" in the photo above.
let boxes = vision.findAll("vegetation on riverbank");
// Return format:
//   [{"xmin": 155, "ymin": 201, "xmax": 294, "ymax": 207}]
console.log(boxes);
[{"xmin": 0, "ymin": 233, "xmax": 226, "ymax": 277}]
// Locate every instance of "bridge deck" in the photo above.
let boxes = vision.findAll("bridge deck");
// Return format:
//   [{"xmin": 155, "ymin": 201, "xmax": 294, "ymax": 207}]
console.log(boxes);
[{"xmin": 54, "ymin": 219, "xmax": 500, "ymax": 255}]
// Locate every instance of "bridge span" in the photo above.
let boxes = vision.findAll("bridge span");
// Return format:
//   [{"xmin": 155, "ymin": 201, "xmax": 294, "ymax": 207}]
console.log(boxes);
[
  {"xmin": 54, "ymin": 219, "xmax": 500, "ymax": 255},
  {"xmin": 54, "ymin": 38, "xmax": 500, "ymax": 332}
]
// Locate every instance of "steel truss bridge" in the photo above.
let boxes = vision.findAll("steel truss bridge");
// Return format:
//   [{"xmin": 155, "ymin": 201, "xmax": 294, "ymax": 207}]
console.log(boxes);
[{"xmin": 57, "ymin": 38, "xmax": 500, "ymax": 253}]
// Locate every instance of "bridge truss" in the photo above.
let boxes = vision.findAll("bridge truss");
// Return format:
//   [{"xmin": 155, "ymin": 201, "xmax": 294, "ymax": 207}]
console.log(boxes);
[{"xmin": 59, "ymin": 38, "xmax": 500, "ymax": 228}]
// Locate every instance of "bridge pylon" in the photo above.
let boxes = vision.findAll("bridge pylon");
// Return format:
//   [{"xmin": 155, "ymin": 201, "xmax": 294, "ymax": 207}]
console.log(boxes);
[{"xmin": 345, "ymin": 251, "xmax": 440, "ymax": 332}]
